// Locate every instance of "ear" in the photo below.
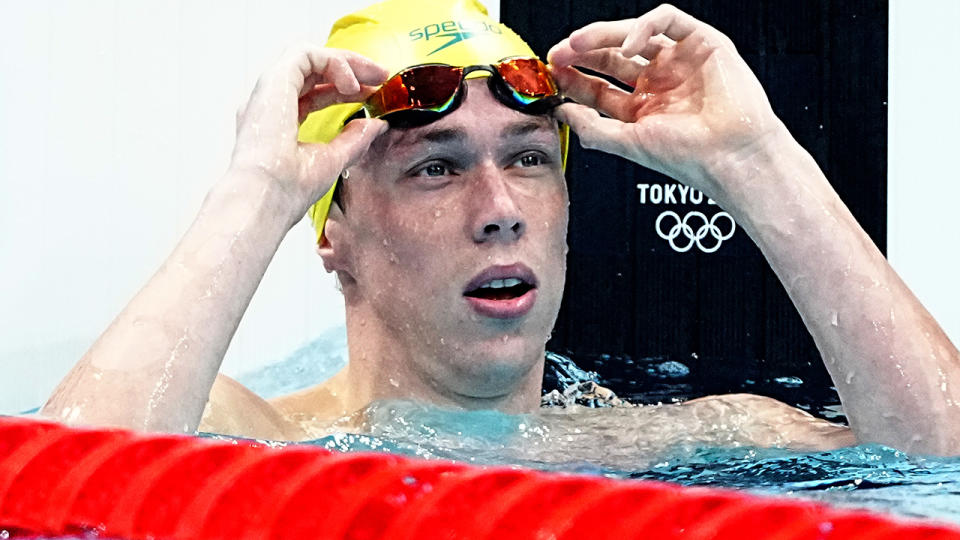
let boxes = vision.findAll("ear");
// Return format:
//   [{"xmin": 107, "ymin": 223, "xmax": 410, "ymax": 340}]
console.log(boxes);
[{"xmin": 315, "ymin": 204, "xmax": 356, "ymax": 285}]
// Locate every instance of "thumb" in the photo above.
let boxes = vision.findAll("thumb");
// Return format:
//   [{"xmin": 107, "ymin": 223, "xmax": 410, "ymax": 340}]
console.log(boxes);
[
  {"xmin": 555, "ymin": 102, "xmax": 638, "ymax": 161},
  {"xmin": 298, "ymin": 118, "xmax": 388, "ymax": 201},
  {"xmin": 324, "ymin": 118, "xmax": 389, "ymax": 170}
]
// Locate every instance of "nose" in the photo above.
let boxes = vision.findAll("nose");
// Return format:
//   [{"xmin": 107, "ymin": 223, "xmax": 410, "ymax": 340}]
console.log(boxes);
[{"xmin": 471, "ymin": 165, "xmax": 526, "ymax": 244}]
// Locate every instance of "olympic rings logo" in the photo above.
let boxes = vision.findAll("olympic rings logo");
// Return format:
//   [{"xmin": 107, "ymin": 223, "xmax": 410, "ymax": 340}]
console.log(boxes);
[{"xmin": 655, "ymin": 210, "xmax": 737, "ymax": 253}]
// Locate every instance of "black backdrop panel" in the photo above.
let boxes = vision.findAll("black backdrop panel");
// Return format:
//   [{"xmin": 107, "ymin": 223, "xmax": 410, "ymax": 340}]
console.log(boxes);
[{"xmin": 502, "ymin": 1, "xmax": 888, "ymax": 416}]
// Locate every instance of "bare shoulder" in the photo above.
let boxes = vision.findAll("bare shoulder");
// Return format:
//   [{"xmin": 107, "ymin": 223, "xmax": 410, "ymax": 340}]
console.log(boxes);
[
  {"xmin": 685, "ymin": 393, "xmax": 857, "ymax": 450},
  {"xmin": 199, "ymin": 374, "xmax": 305, "ymax": 441}
]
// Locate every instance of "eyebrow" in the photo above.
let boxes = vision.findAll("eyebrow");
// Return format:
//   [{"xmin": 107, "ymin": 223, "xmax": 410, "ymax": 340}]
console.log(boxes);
[
  {"xmin": 385, "ymin": 117, "xmax": 557, "ymax": 154},
  {"xmin": 388, "ymin": 126, "xmax": 467, "ymax": 150},
  {"xmin": 421, "ymin": 128, "xmax": 467, "ymax": 144},
  {"xmin": 501, "ymin": 119, "xmax": 554, "ymax": 140}
]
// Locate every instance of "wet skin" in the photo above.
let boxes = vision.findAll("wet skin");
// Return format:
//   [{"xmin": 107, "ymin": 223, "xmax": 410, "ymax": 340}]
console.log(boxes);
[
  {"xmin": 42, "ymin": 5, "xmax": 960, "ymax": 454},
  {"xmin": 318, "ymin": 78, "xmax": 570, "ymax": 411}
]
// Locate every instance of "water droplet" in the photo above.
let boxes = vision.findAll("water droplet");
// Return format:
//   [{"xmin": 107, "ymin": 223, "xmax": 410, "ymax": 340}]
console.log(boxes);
[
  {"xmin": 774, "ymin": 376, "xmax": 803, "ymax": 388},
  {"xmin": 434, "ymin": 208, "xmax": 442, "ymax": 218},
  {"xmin": 845, "ymin": 371, "xmax": 856, "ymax": 384},
  {"xmin": 389, "ymin": 378, "xmax": 399, "ymax": 388},
  {"xmin": 382, "ymin": 238, "xmax": 390, "ymax": 246},
  {"xmin": 830, "ymin": 311, "xmax": 839, "ymax": 327}
]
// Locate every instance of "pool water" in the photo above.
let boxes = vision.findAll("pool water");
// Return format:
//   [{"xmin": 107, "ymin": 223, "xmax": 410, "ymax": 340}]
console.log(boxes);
[{"xmin": 232, "ymin": 334, "xmax": 960, "ymax": 526}]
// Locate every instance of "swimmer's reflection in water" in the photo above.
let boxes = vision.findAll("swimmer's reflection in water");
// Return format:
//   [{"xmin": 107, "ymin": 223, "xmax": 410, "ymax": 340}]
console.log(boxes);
[{"xmin": 42, "ymin": 1, "xmax": 960, "ymax": 456}]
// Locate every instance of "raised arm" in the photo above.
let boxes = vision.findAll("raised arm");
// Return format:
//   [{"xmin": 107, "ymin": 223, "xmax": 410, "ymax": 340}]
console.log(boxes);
[
  {"xmin": 548, "ymin": 4, "xmax": 960, "ymax": 454},
  {"xmin": 41, "ymin": 46, "xmax": 388, "ymax": 434}
]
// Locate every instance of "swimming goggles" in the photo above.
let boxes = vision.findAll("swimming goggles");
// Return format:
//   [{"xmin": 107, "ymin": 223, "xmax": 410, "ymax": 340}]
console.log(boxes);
[{"xmin": 363, "ymin": 57, "xmax": 562, "ymax": 127}]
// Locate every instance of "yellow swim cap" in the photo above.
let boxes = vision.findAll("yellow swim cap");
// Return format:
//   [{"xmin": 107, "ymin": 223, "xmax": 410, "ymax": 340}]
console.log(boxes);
[{"xmin": 299, "ymin": 0, "xmax": 569, "ymax": 243}]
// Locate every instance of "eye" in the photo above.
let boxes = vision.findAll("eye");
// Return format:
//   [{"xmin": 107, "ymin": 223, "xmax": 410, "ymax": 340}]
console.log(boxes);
[
  {"xmin": 412, "ymin": 161, "xmax": 454, "ymax": 178},
  {"xmin": 423, "ymin": 163, "xmax": 448, "ymax": 176},
  {"xmin": 511, "ymin": 152, "xmax": 547, "ymax": 168}
]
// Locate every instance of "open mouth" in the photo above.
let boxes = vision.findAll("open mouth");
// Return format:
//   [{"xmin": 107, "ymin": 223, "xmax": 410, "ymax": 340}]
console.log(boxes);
[
  {"xmin": 464, "ymin": 277, "xmax": 535, "ymax": 301},
  {"xmin": 463, "ymin": 264, "xmax": 539, "ymax": 319}
]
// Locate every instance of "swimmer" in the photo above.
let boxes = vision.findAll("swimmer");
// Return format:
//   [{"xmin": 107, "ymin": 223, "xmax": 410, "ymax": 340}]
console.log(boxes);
[{"xmin": 42, "ymin": 0, "xmax": 960, "ymax": 455}]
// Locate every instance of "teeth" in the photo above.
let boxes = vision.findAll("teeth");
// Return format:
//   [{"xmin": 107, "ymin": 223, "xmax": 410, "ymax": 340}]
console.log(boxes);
[{"xmin": 480, "ymin": 277, "xmax": 523, "ymax": 289}]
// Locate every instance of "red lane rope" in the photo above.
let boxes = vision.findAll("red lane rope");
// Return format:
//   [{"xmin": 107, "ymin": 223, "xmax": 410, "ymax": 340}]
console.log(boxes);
[
  {"xmin": 178, "ymin": 446, "xmax": 322, "ymax": 539},
  {"xmin": 0, "ymin": 416, "xmax": 957, "ymax": 540},
  {"xmin": 380, "ymin": 466, "xmax": 531, "ymax": 540},
  {"xmin": 69, "ymin": 435, "xmax": 187, "ymax": 531}
]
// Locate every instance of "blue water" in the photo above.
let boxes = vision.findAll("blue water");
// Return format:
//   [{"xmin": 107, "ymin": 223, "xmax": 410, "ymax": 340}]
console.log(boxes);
[
  {"xmin": 231, "ymin": 335, "xmax": 960, "ymax": 526},
  {"xmin": 285, "ymin": 427, "xmax": 960, "ymax": 524},
  {"xmin": 5, "ymin": 332, "xmax": 960, "ymax": 540}
]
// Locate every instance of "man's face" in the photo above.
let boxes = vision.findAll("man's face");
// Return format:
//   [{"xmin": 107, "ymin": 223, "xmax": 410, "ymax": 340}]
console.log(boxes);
[{"xmin": 336, "ymin": 78, "xmax": 569, "ymax": 399}]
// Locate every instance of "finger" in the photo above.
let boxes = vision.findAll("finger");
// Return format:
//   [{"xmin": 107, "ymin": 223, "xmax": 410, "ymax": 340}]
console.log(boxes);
[
  {"xmin": 299, "ymin": 51, "xmax": 388, "ymax": 97},
  {"xmin": 321, "ymin": 54, "xmax": 362, "ymax": 95},
  {"xmin": 637, "ymin": 34, "xmax": 675, "ymax": 61},
  {"xmin": 301, "ymin": 118, "xmax": 388, "ymax": 181},
  {"xmin": 556, "ymin": 48, "xmax": 649, "ymax": 88},
  {"xmin": 291, "ymin": 47, "xmax": 389, "ymax": 94},
  {"xmin": 341, "ymin": 52, "xmax": 391, "ymax": 86},
  {"xmin": 298, "ymin": 84, "xmax": 379, "ymax": 124},
  {"xmin": 335, "ymin": 118, "xmax": 389, "ymax": 169},
  {"xmin": 624, "ymin": 6, "xmax": 737, "ymax": 59},
  {"xmin": 550, "ymin": 7, "xmax": 698, "ymax": 67},
  {"xmin": 621, "ymin": 4, "xmax": 700, "ymax": 57},
  {"xmin": 548, "ymin": 21, "xmax": 635, "ymax": 67},
  {"xmin": 569, "ymin": 20, "xmax": 637, "ymax": 54},
  {"xmin": 554, "ymin": 102, "xmax": 639, "ymax": 161},
  {"xmin": 551, "ymin": 65, "xmax": 635, "ymax": 121}
]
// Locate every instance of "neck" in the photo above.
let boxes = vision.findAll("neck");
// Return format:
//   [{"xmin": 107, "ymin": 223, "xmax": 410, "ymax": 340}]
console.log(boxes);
[{"xmin": 333, "ymin": 304, "xmax": 545, "ymax": 415}]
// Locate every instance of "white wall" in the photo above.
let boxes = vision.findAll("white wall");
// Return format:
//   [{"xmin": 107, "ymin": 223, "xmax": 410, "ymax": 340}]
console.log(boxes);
[
  {"xmin": 0, "ymin": 0, "xmax": 501, "ymax": 414},
  {"xmin": 887, "ymin": 0, "xmax": 960, "ymax": 349},
  {"xmin": 0, "ymin": 0, "xmax": 954, "ymax": 414}
]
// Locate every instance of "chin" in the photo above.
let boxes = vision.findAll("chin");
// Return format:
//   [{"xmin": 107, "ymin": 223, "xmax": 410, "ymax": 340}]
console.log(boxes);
[{"xmin": 444, "ymin": 332, "xmax": 545, "ymax": 381}]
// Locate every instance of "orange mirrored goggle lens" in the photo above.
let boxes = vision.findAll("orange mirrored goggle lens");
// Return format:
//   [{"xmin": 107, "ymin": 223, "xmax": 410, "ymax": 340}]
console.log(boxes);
[
  {"xmin": 363, "ymin": 58, "xmax": 559, "ymax": 124},
  {"xmin": 495, "ymin": 58, "xmax": 559, "ymax": 104},
  {"xmin": 364, "ymin": 64, "xmax": 464, "ymax": 119}
]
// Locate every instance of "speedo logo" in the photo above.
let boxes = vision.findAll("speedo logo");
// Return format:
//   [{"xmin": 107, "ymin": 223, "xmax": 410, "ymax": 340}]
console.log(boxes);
[{"xmin": 408, "ymin": 19, "xmax": 503, "ymax": 56}]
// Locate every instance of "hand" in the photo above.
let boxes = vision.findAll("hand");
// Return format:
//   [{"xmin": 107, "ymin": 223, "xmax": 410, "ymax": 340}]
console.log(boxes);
[
  {"xmin": 548, "ymin": 4, "xmax": 787, "ymax": 199},
  {"xmin": 229, "ymin": 45, "xmax": 389, "ymax": 221}
]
